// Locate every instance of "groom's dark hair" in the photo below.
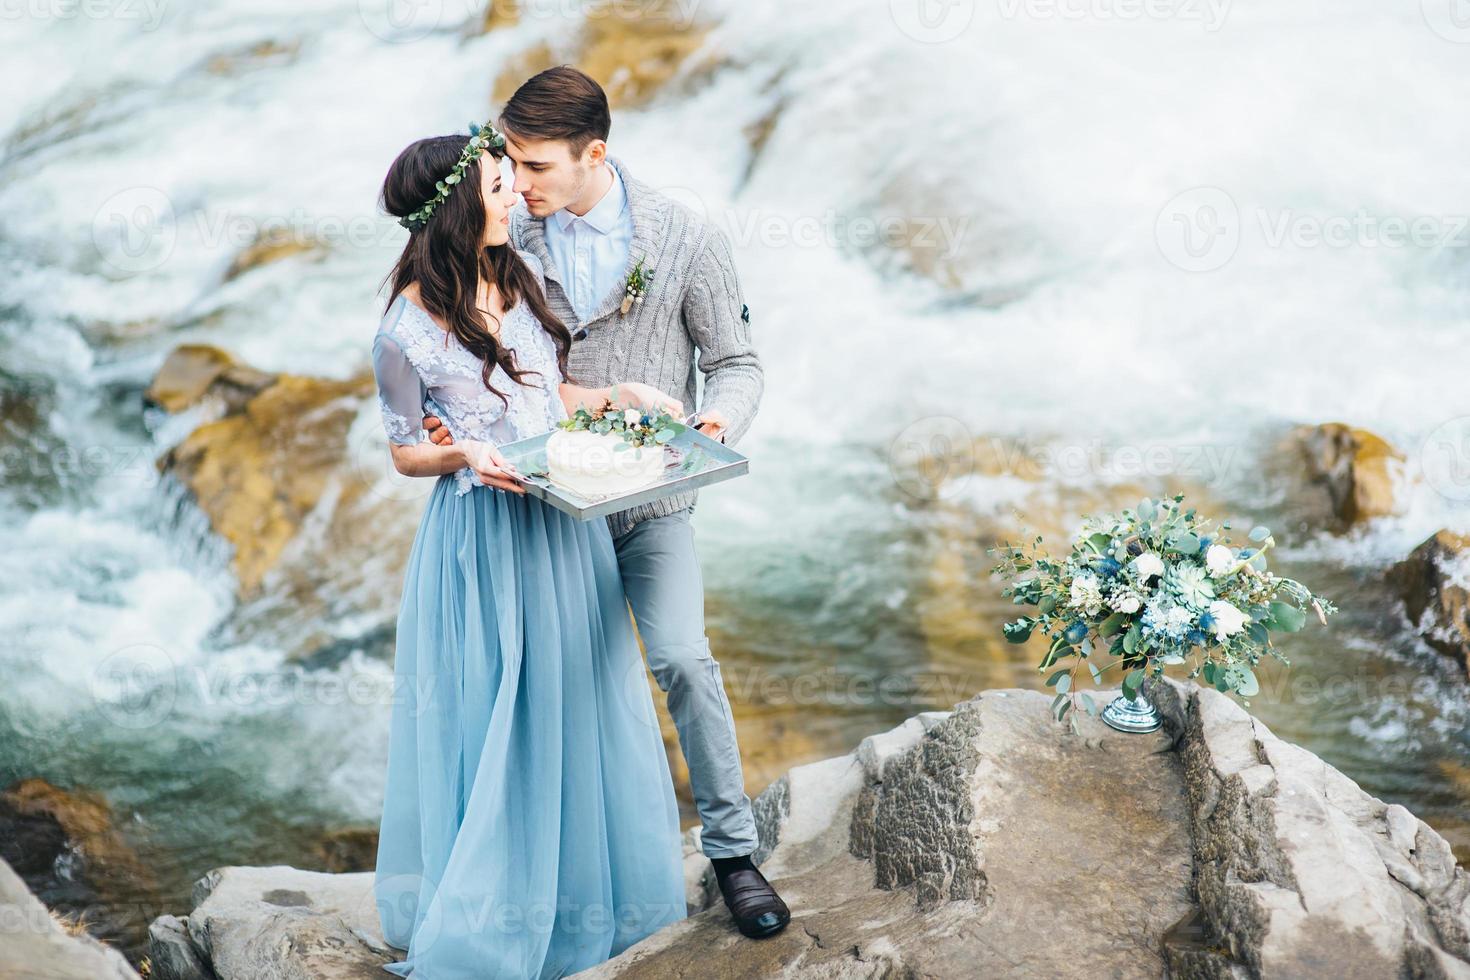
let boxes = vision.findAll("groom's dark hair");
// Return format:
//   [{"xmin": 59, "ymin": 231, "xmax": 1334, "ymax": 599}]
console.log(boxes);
[{"xmin": 499, "ymin": 66, "xmax": 611, "ymax": 158}]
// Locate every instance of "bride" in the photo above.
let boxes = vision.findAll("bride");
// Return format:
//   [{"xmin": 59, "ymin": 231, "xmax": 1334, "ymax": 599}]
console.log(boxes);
[{"xmin": 370, "ymin": 122, "xmax": 689, "ymax": 978}]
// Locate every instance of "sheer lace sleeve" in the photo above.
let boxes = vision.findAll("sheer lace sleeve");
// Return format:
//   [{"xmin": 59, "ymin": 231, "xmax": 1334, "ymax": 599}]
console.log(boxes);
[{"xmin": 372, "ymin": 331, "xmax": 426, "ymax": 445}]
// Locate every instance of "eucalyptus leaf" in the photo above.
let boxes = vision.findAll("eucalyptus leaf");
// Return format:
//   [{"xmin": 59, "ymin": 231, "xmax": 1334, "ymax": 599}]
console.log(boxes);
[{"xmin": 1268, "ymin": 601, "xmax": 1306, "ymax": 633}]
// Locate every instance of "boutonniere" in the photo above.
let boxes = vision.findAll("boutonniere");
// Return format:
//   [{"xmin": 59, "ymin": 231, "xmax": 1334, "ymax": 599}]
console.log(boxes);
[{"xmin": 620, "ymin": 257, "xmax": 652, "ymax": 315}]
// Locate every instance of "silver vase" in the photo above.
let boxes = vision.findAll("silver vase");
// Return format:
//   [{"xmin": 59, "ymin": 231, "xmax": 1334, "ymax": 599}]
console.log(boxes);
[{"xmin": 1101, "ymin": 677, "xmax": 1162, "ymax": 733}]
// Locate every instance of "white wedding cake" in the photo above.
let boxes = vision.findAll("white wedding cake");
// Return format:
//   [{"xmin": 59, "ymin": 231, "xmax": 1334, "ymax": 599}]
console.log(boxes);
[{"xmin": 544, "ymin": 428, "xmax": 669, "ymax": 498}]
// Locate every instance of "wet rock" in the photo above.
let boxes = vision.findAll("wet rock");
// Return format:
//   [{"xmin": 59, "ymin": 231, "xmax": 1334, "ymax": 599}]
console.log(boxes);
[
  {"xmin": 312, "ymin": 827, "xmax": 379, "ymax": 875},
  {"xmin": 144, "ymin": 344, "xmax": 276, "ymax": 416},
  {"xmin": 159, "ymin": 369, "xmax": 374, "ymax": 596},
  {"xmin": 1390, "ymin": 530, "xmax": 1470, "ymax": 677},
  {"xmin": 222, "ymin": 233, "xmax": 327, "ymax": 283},
  {"xmin": 199, "ymin": 39, "xmax": 301, "ymax": 76},
  {"xmin": 1291, "ymin": 422, "xmax": 1406, "ymax": 527},
  {"xmin": 491, "ymin": 1, "xmax": 719, "ymax": 110}
]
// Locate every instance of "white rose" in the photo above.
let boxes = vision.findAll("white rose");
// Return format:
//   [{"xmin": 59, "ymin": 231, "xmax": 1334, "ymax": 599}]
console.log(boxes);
[
  {"xmin": 1132, "ymin": 552, "xmax": 1165, "ymax": 582},
  {"xmin": 1205, "ymin": 544, "xmax": 1235, "ymax": 576},
  {"xmin": 623, "ymin": 408, "xmax": 643, "ymax": 426},
  {"xmin": 1206, "ymin": 600, "xmax": 1248, "ymax": 640}
]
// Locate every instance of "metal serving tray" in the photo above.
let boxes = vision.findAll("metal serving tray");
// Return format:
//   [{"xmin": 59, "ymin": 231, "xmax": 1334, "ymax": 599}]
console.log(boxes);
[{"xmin": 496, "ymin": 422, "xmax": 749, "ymax": 521}]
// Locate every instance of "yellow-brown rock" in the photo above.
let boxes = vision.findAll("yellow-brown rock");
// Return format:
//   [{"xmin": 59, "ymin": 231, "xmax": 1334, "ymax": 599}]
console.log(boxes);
[
  {"xmin": 469, "ymin": 0, "xmax": 520, "ymax": 34},
  {"xmin": 158, "ymin": 366, "xmax": 372, "ymax": 597},
  {"xmin": 1389, "ymin": 529, "xmax": 1470, "ymax": 678},
  {"xmin": 223, "ymin": 234, "xmax": 327, "ymax": 283},
  {"xmin": 144, "ymin": 344, "xmax": 275, "ymax": 415},
  {"xmin": 491, "ymin": 1, "xmax": 717, "ymax": 110},
  {"xmin": 1, "ymin": 778, "xmax": 158, "ymax": 902},
  {"xmin": 202, "ymin": 39, "xmax": 301, "ymax": 76},
  {"xmin": 1292, "ymin": 422, "xmax": 1405, "ymax": 527}
]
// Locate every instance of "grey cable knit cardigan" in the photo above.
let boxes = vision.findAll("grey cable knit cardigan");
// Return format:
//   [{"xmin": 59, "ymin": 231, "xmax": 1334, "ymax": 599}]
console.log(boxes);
[{"xmin": 511, "ymin": 157, "xmax": 764, "ymax": 539}]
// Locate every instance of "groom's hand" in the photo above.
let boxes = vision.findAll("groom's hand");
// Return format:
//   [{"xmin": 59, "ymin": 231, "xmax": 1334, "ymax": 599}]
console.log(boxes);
[
  {"xmin": 695, "ymin": 409, "xmax": 729, "ymax": 443},
  {"xmin": 424, "ymin": 414, "xmax": 454, "ymax": 446}
]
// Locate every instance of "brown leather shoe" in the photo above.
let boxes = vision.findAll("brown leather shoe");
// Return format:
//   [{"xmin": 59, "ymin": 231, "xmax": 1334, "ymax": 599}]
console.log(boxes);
[{"xmin": 719, "ymin": 866, "xmax": 790, "ymax": 938}]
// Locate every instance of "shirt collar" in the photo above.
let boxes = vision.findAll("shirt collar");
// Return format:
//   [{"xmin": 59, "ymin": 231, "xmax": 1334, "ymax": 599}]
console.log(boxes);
[{"xmin": 550, "ymin": 165, "xmax": 626, "ymax": 235}]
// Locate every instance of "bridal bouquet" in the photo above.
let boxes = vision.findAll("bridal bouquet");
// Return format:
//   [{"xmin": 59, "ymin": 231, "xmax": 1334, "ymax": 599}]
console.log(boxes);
[{"xmin": 988, "ymin": 494, "xmax": 1337, "ymax": 732}]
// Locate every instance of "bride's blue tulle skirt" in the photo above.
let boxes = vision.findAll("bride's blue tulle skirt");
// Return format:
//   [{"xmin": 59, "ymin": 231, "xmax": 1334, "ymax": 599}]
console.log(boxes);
[{"xmin": 374, "ymin": 476, "xmax": 688, "ymax": 979}]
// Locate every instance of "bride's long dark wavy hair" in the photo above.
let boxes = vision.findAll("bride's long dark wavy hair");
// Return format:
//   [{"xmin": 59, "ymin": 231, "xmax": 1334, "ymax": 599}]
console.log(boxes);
[{"xmin": 379, "ymin": 135, "xmax": 573, "ymax": 409}]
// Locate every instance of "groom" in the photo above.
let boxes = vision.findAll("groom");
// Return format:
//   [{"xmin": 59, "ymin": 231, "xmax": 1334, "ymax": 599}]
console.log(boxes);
[{"xmin": 421, "ymin": 66, "xmax": 789, "ymax": 939}]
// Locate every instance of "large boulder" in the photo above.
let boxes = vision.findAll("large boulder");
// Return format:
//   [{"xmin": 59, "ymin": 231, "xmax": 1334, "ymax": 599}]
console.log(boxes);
[
  {"xmin": 1390, "ymin": 530, "xmax": 1470, "ymax": 677},
  {"xmin": 158, "ymin": 367, "xmax": 374, "ymax": 597},
  {"xmin": 146, "ymin": 866, "xmax": 396, "ymax": 980},
  {"xmin": 142, "ymin": 681, "xmax": 1470, "ymax": 978},
  {"xmin": 0, "ymin": 856, "xmax": 141, "ymax": 980},
  {"xmin": 1150, "ymin": 678, "xmax": 1470, "ymax": 978},
  {"xmin": 586, "ymin": 688, "xmax": 1195, "ymax": 978},
  {"xmin": 149, "ymin": 346, "xmax": 417, "ymax": 663}
]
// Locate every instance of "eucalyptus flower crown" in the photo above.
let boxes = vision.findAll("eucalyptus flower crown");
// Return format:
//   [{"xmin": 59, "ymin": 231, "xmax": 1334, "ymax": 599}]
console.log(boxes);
[{"xmin": 397, "ymin": 121, "xmax": 508, "ymax": 232}]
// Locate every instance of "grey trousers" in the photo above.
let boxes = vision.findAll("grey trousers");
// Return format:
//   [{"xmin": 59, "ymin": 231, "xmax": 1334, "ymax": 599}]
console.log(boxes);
[{"xmin": 610, "ymin": 504, "xmax": 759, "ymax": 859}]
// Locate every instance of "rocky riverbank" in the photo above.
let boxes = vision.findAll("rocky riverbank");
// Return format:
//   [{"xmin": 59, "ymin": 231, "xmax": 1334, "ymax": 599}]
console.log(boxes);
[{"xmin": 7, "ymin": 677, "xmax": 1464, "ymax": 979}]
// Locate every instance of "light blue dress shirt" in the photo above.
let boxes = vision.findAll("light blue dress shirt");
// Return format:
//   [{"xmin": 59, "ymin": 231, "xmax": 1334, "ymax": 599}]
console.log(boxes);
[{"xmin": 543, "ymin": 165, "xmax": 634, "ymax": 325}]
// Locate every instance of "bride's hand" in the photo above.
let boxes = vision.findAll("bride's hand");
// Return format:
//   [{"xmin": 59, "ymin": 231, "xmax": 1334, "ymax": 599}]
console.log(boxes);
[
  {"xmin": 459, "ymin": 440, "xmax": 525, "ymax": 494},
  {"xmin": 607, "ymin": 382, "xmax": 683, "ymax": 418}
]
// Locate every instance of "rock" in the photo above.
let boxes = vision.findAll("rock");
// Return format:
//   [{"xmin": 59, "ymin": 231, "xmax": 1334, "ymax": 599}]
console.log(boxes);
[
  {"xmin": 0, "ymin": 855, "xmax": 142, "ymax": 980},
  {"xmin": 156, "ymin": 357, "xmax": 374, "ymax": 598},
  {"xmin": 491, "ymin": 1, "xmax": 719, "ymax": 110},
  {"xmin": 312, "ymin": 827, "xmax": 379, "ymax": 875},
  {"xmin": 222, "ymin": 233, "xmax": 326, "ymax": 283},
  {"xmin": 1149, "ymin": 677, "xmax": 1470, "ymax": 978},
  {"xmin": 1390, "ymin": 530, "xmax": 1470, "ymax": 676},
  {"xmin": 587, "ymin": 687, "xmax": 1195, "ymax": 978},
  {"xmin": 150, "ymin": 347, "xmax": 419, "ymax": 654},
  {"xmin": 466, "ymin": 0, "xmax": 518, "ymax": 33},
  {"xmin": 1292, "ymin": 422, "xmax": 1406, "ymax": 527},
  {"xmin": 199, "ymin": 39, "xmax": 300, "ymax": 76},
  {"xmin": 0, "ymin": 778, "xmax": 158, "ymax": 919},
  {"xmin": 145, "ymin": 683, "xmax": 1470, "ymax": 979},
  {"xmin": 144, "ymin": 344, "xmax": 276, "ymax": 416},
  {"xmin": 147, "ymin": 866, "xmax": 396, "ymax": 980},
  {"xmin": 680, "ymin": 826, "xmax": 716, "ymax": 915},
  {"xmin": 146, "ymin": 914, "xmax": 215, "ymax": 980}
]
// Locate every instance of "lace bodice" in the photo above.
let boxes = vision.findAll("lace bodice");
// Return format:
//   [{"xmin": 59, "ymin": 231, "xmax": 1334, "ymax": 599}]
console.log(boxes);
[{"xmin": 372, "ymin": 251, "xmax": 568, "ymax": 495}]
